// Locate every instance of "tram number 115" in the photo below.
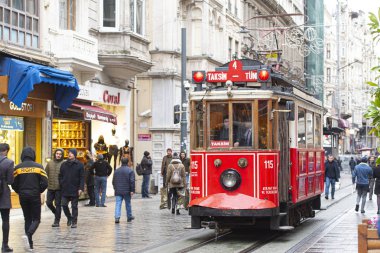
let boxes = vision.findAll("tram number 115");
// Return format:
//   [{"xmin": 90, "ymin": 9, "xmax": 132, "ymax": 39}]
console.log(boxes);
[{"xmin": 264, "ymin": 160, "xmax": 274, "ymax": 169}]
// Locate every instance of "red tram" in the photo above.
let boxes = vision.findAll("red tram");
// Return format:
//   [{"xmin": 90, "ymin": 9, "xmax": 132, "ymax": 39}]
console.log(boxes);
[{"xmin": 188, "ymin": 59, "xmax": 325, "ymax": 230}]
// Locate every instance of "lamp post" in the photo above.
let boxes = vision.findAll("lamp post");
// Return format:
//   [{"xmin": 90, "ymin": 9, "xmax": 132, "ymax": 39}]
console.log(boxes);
[{"xmin": 180, "ymin": 27, "xmax": 187, "ymax": 152}]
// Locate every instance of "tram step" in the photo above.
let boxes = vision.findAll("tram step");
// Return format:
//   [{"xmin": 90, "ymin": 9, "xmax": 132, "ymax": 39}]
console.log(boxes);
[
  {"xmin": 279, "ymin": 212, "xmax": 288, "ymax": 217},
  {"xmin": 278, "ymin": 226, "xmax": 294, "ymax": 231}
]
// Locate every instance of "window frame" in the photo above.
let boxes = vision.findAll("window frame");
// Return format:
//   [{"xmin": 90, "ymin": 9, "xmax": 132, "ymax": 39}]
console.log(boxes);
[
  {"xmin": 99, "ymin": 0, "xmax": 119, "ymax": 32},
  {"xmin": 130, "ymin": 0, "xmax": 144, "ymax": 35},
  {"xmin": 297, "ymin": 107, "xmax": 306, "ymax": 148},
  {"xmin": 59, "ymin": 0, "xmax": 76, "ymax": 31}
]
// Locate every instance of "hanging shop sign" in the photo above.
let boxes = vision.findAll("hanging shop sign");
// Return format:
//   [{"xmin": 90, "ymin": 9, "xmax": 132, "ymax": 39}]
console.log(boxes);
[
  {"xmin": 0, "ymin": 116, "xmax": 24, "ymax": 130},
  {"xmin": 84, "ymin": 110, "xmax": 117, "ymax": 125}
]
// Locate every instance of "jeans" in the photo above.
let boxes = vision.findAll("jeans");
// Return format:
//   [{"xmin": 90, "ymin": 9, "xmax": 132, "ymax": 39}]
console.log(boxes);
[
  {"xmin": 142, "ymin": 174, "xmax": 150, "ymax": 197},
  {"xmin": 0, "ymin": 209, "xmax": 10, "ymax": 245},
  {"xmin": 94, "ymin": 176, "xmax": 108, "ymax": 206},
  {"xmin": 369, "ymin": 179, "xmax": 375, "ymax": 200},
  {"xmin": 169, "ymin": 188, "xmax": 179, "ymax": 211},
  {"xmin": 356, "ymin": 185, "xmax": 368, "ymax": 212},
  {"xmin": 114, "ymin": 194, "xmax": 132, "ymax": 219},
  {"xmin": 46, "ymin": 190, "xmax": 62, "ymax": 222},
  {"xmin": 19, "ymin": 196, "xmax": 41, "ymax": 248},
  {"xmin": 61, "ymin": 196, "xmax": 79, "ymax": 223},
  {"xmin": 325, "ymin": 177, "xmax": 336, "ymax": 198},
  {"xmin": 87, "ymin": 185, "xmax": 95, "ymax": 205}
]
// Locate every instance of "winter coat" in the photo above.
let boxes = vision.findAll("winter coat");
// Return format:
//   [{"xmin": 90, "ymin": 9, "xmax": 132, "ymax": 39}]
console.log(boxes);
[
  {"xmin": 324, "ymin": 160, "xmax": 340, "ymax": 181},
  {"xmin": 161, "ymin": 155, "xmax": 172, "ymax": 176},
  {"xmin": 112, "ymin": 165, "xmax": 135, "ymax": 196},
  {"xmin": 59, "ymin": 158, "xmax": 84, "ymax": 197},
  {"xmin": 353, "ymin": 162, "xmax": 373, "ymax": 185},
  {"xmin": 349, "ymin": 159, "xmax": 356, "ymax": 171},
  {"xmin": 166, "ymin": 159, "xmax": 186, "ymax": 189},
  {"xmin": 45, "ymin": 149, "xmax": 65, "ymax": 190},
  {"xmin": 0, "ymin": 155, "xmax": 14, "ymax": 209},
  {"xmin": 90, "ymin": 159, "xmax": 112, "ymax": 177},
  {"xmin": 84, "ymin": 158, "xmax": 95, "ymax": 186},
  {"xmin": 373, "ymin": 165, "xmax": 380, "ymax": 195},
  {"xmin": 12, "ymin": 147, "xmax": 48, "ymax": 198},
  {"xmin": 180, "ymin": 157, "xmax": 190, "ymax": 174},
  {"xmin": 141, "ymin": 156, "xmax": 152, "ymax": 175}
]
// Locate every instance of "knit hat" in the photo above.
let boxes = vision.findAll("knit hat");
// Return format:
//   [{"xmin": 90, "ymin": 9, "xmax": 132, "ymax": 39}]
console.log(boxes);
[
  {"xmin": 172, "ymin": 152, "xmax": 179, "ymax": 159},
  {"xmin": 97, "ymin": 154, "xmax": 104, "ymax": 160},
  {"xmin": 144, "ymin": 151, "xmax": 150, "ymax": 156},
  {"xmin": 68, "ymin": 148, "xmax": 77, "ymax": 158}
]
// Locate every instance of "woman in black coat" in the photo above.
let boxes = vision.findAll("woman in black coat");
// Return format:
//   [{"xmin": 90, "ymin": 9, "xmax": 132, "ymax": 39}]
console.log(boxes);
[
  {"xmin": 140, "ymin": 151, "xmax": 152, "ymax": 198},
  {"xmin": 373, "ymin": 162, "xmax": 380, "ymax": 214}
]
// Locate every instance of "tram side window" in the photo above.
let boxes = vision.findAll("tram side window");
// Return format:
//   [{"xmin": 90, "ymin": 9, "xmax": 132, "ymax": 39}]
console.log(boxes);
[
  {"xmin": 258, "ymin": 100, "xmax": 268, "ymax": 149},
  {"xmin": 194, "ymin": 101, "xmax": 204, "ymax": 149},
  {"xmin": 298, "ymin": 108, "xmax": 306, "ymax": 148},
  {"xmin": 315, "ymin": 114, "xmax": 322, "ymax": 147},
  {"xmin": 232, "ymin": 103, "xmax": 252, "ymax": 147},
  {"xmin": 209, "ymin": 103, "xmax": 229, "ymax": 148},
  {"xmin": 306, "ymin": 111, "xmax": 314, "ymax": 148}
]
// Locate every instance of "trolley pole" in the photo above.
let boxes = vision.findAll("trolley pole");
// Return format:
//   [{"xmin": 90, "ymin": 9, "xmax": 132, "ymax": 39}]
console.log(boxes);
[{"xmin": 181, "ymin": 27, "xmax": 187, "ymax": 152}]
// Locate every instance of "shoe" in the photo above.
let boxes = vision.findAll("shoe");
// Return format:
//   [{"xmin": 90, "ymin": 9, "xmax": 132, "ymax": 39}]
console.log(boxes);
[
  {"xmin": 51, "ymin": 221, "xmax": 59, "ymax": 227},
  {"xmin": 355, "ymin": 205, "xmax": 359, "ymax": 212},
  {"xmin": 96, "ymin": 205, "xmax": 99, "ymax": 207},
  {"xmin": 127, "ymin": 216, "xmax": 135, "ymax": 222},
  {"xmin": 176, "ymin": 210, "xmax": 180, "ymax": 215},
  {"xmin": 325, "ymin": 196, "xmax": 328, "ymax": 200},
  {"xmin": 67, "ymin": 217, "xmax": 72, "ymax": 226},
  {"xmin": 115, "ymin": 218, "xmax": 120, "ymax": 224},
  {"xmin": 332, "ymin": 197, "xmax": 335, "ymax": 200},
  {"xmin": 71, "ymin": 222, "xmax": 77, "ymax": 228},
  {"xmin": 100, "ymin": 205, "xmax": 107, "ymax": 207},
  {"xmin": 377, "ymin": 210, "xmax": 380, "ymax": 214},
  {"xmin": 1, "ymin": 244, "xmax": 13, "ymax": 252},
  {"xmin": 370, "ymin": 198, "xmax": 372, "ymax": 200},
  {"xmin": 145, "ymin": 196, "xmax": 152, "ymax": 199},
  {"xmin": 361, "ymin": 210, "xmax": 365, "ymax": 214},
  {"xmin": 21, "ymin": 235, "xmax": 30, "ymax": 251},
  {"xmin": 171, "ymin": 208, "xmax": 175, "ymax": 214}
]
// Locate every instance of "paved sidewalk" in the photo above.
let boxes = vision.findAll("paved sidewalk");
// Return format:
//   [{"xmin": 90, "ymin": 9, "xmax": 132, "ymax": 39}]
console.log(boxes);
[{"xmin": 7, "ymin": 194, "xmax": 191, "ymax": 253}]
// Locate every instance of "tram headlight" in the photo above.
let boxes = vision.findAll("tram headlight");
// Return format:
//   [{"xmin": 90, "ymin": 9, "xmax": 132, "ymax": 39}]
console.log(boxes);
[{"xmin": 220, "ymin": 169, "xmax": 241, "ymax": 191}]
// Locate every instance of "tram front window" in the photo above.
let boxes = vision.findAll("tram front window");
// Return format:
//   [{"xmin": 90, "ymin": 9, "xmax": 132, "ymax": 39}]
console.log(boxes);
[
  {"xmin": 233, "ymin": 103, "xmax": 252, "ymax": 147},
  {"xmin": 209, "ymin": 103, "xmax": 230, "ymax": 148}
]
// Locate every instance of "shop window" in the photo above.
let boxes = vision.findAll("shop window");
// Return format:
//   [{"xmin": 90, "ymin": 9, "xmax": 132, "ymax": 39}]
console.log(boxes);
[
  {"xmin": 209, "ymin": 103, "xmax": 229, "ymax": 148},
  {"xmin": 193, "ymin": 101, "xmax": 204, "ymax": 149},
  {"xmin": 0, "ymin": 0, "xmax": 39, "ymax": 48},
  {"xmin": 298, "ymin": 107, "xmax": 306, "ymax": 148},
  {"xmin": 0, "ymin": 116, "xmax": 24, "ymax": 165},
  {"xmin": 130, "ymin": 0, "xmax": 144, "ymax": 35},
  {"xmin": 258, "ymin": 100, "xmax": 268, "ymax": 149},
  {"xmin": 232, "ymin": 103, "xmax": 252, "ymax": 147},
  {"xmin": 59, "ymin": 0, "xmax": 75, "ymax": 30},
  {"xmin": 306, "ymin": 111, "xmax": 314, "ymax": 148}
]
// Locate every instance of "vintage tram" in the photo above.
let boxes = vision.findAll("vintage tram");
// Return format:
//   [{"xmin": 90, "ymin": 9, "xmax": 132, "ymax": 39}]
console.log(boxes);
[{"xmin": 188, "ymin": 59, "xmax": 325, "ymax": 230}]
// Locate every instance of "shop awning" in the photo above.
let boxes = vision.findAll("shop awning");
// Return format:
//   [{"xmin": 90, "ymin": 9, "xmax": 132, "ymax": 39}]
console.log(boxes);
[
  {"xmin": 71, "ymin": 103, "xmax": 117, "ymax": 125},
  {"xmin": 338, "ymin": 118, "xmax": 349, "ymax": 129},
  {"xmin": 0, "ymin": 56, "xmax": 79, "ymax": 111}
]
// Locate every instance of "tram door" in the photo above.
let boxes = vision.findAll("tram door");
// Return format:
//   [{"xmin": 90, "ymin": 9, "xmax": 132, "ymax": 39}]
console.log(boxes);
[{"xmin": 278, "ymin": 103, "xmax": 290, "ymax": 204}]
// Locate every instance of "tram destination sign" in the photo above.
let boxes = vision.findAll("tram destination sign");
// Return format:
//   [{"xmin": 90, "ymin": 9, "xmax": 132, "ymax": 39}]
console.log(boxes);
[{"xmin": 205, "ymin": 60, "xmax": 270, "ymax": 83}]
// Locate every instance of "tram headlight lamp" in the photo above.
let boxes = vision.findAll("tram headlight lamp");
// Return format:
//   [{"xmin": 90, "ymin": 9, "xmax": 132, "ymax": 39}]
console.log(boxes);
[{"xmin": 220, "ymin": 169, "xmax": 241, "ymax": 191}]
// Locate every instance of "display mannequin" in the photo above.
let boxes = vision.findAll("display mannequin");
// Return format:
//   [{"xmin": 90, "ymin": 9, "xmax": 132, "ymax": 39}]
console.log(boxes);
[
  {"xmin": 94, "ymin": 135, "xmax": 108, "ymax": 161},
  {"xmin": 119, "ymin": 139, "xmax": 133, "ymax": 167}
]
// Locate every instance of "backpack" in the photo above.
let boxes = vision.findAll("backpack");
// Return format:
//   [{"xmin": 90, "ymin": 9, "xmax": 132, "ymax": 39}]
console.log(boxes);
[
  {"xmin": 170, "ymin": 165, "xmax": 182, "ymax": 185},
  {"xmin": 136, "ymin": 163, "xmax": 143, "ymax": 176}
]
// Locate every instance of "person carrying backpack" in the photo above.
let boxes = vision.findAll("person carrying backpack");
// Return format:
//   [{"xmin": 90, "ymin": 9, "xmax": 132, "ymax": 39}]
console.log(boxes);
[{"xmin": 166, "ymin": 153, "xmax": 186, "ymax": 215}]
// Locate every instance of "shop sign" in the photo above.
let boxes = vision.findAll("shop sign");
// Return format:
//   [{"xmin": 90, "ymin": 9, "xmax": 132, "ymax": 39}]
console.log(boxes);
[
  {"xmin": 0, "ymin": 116, "xmax": 24, "ymax": 130},
  {"xmin": 138, "ymin": 134, "xmax": 151, "ymax": 141},
  {"xmin": 9, "ymin": 102, "xmax": 34, "ymax": 112},
  {"xmin": 103, "ymin": 91, "xmax": 120, "ymax": 105},
  {"xmin": 84, "ymin": 111, "xmax": 117, "ymax": 125},
  {"xmin": 77, "ymin": 82, "xmax": 128, "ymax": 106}
]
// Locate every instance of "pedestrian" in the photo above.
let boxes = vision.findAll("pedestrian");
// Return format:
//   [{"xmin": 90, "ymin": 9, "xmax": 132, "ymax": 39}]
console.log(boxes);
[
  {"xmin": 90, "ymin": 154, "xmax": 112, "ymax": 207},
  {"xmin": 140, "ymin": 151, "xmax": 152, "ymax": 198},
  {"xmin": 160, "ymin": 148, "xmax": 173, "ymax": 209},
  {"xmin": 166, "ymin": 153, "xmax": 186, "ymax": 215},
  {"xmin": 373, "ymin": 161, "xmax": 380, "ymax": 214},
  {"xmin": 84, "ymin": 151, "xmax": 95, "ymax": 206},
  {"xmin": 45, "ymin": 148, "xmax": 65, "ymax": 227},
  {"xmin": 353, "ymin": 156, "xmax": 373, "ymax": 213},
  {"xmin": 337, "ymin": 157, "xmax": 343, "ymax": 171},
  {"xmin": 12, "ymin": 147, "xmax": 48, "ymax": 252},
  {"xmin": 112, "ymin": 157, "xmax": 135, "ymax": 223},
  {"xmin": 0, "ymin": 143, "xmax": 14, "ymax": 252},
  {"xmin": 349, "ymin": 157, "xmax": 357, "ymax": 184},
  {"xmin": 368, "ymin": 156, "xmax": 376, "ymax": 200},
  {"xmin": 180, "ymin": 151, "xmax": 190, "ymax": 209},
  {"xmin": 59, "ymin": 148, "xmax": 84, "ymax": 228},
  {"xmin": 324, "ymin": 154, "xmax": 340, "ymax": 200}
]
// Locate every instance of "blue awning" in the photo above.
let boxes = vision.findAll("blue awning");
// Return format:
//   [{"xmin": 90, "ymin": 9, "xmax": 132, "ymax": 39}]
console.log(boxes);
[{"xmin": 0, "ymin": 56, "xmax": 79, "ymax": 111}]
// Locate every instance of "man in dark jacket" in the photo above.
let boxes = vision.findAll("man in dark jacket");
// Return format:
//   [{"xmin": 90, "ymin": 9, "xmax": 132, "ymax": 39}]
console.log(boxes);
[
  {"xmin": 180, "ymin": 151, "xmax": 190, "ymax": 209},
  {"xmin": 90, "ymin": 154, "xmax": 112, "ymax": 207},
  {"xmin": 141, "ymin": 151, "xmax": 152, "ymax": 198},
  {"xmin": 0, "ymin": 143, "xmax": 14, "ymax": 252},
  {"xmin": 112, "ymin": 157, "xmax": 135, "ymax": 223},
  {"xmin": 59, "ymin": 148, "xmax": 84, "ymax": 228},
  {"xmin": 45, "ymin": 148, "xmax": 65, "ymax": 227},
  {"xmin": 84, "ymin": 151, "xmax": 95, "ymax": 206},
  {"xmin": 324, "ymin": 154, "xmax": 340, "ymax": 200},
  {"xmin": 12, "ymin": 147, "xmax": 48, "ymax": 252}
]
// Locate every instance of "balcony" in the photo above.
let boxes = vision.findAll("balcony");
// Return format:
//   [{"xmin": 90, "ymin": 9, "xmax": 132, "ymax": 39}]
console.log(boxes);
[{"xmin": 48, "ymin": 29, "xmax": 102, "ymax": 73}]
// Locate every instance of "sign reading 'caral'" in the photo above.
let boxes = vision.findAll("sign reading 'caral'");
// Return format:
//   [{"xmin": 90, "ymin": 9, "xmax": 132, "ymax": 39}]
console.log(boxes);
[{"xmin": 0, "ymin": 116, "xmax": 24, "ymax": 130}]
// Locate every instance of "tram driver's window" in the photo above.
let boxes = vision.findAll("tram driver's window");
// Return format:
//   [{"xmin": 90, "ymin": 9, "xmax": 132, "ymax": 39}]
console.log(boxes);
[
  {"xmin": 258, "ymin": 100, "xmax": 268, "ymax": 149},
  {"xmin": 233, "ymin": 103, "xmax": 252, "ymax": 147},
  {"xmin": 209, "ymin": 103, "xmax": 229, "ymax": 148},
  {"xmin": 298, "ymin": 108, "xmax": 306, "ymax": 148},
  {"xmin": 194, "ymin": 101, "xmax": 204, "ymax": 149}
]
